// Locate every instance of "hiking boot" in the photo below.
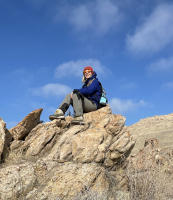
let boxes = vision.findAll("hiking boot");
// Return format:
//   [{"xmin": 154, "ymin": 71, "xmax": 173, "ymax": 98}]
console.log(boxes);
[
  {"xmin": 71, "ymin": 116, "xmax": 84, "ymax": 125},
  {"xmin": 49, "ymin": 109, "xmax": 65, "ymax": 120}
]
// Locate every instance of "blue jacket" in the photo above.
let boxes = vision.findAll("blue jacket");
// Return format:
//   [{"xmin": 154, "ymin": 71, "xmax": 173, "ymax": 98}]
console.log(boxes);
[{"xmin": 74, "ymin": 72, "xmax": 101, "ymax": 108}]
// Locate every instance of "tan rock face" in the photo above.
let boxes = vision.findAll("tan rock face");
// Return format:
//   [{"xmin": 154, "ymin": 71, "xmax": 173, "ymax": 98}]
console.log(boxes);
[
  {"xmin": 7, "ymin": 106, "xmax": 135, "ymax": 168},
  {"xmin": 45, "ymin": 106, "xmax": 136, "ymax": 169},
  {"xmin": 10, "ymin": 108, "xmax": 43, "ymax": 140},
  {"xmin": 34, "ymin": 162, "xmax": 112, "ymax": 200},
  {"xmin": 0, "ymin": 118, "xmax": 6, "ymax": 161},
  {"xmin": 9, "ymin": 119, "xmax": 64, "ymax": 161},
  {"xmin": 0, "ymin": 162, "xmax": 37, "ymax": 199},
  {"xmin": 0, "ymin": 160, "xmax": 117, "ymax": 200},
  {"xmin": 1, "ymin": 105, "xmax": 136, "ymax": 200}
]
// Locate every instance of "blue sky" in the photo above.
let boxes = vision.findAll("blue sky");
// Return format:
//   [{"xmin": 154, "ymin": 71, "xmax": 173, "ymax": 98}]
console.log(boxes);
[{"xmin": 1, "ymin": 0, "xmax": 173, "ymax": 129}]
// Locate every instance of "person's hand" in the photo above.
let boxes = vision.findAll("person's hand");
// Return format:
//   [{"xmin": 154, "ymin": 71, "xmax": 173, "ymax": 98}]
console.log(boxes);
[{"xmin": 70, "ymin": 92, "xmax": 73, "ymax": 99}]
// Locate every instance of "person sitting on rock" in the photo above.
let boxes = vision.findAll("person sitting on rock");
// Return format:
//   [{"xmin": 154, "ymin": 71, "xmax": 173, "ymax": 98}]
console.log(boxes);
[{"xmin": 49, "ymin": 66, "xmax": 102, "ymax": 125}]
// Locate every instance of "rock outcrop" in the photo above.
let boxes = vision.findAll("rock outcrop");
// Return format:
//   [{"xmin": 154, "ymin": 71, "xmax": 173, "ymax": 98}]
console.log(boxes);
[
  {"xmin": 0, "ymin": 105, "xmax": 136, "ymax": 200},
  {"xmin": 10, "ymin": 108, "xmax": 43, "ymax": 140}
]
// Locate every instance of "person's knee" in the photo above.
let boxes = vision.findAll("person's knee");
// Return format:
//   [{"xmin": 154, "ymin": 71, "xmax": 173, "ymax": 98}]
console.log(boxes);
[{"xmin": 72, "ymin": 93, "xmax": 78, "ymax": 98}]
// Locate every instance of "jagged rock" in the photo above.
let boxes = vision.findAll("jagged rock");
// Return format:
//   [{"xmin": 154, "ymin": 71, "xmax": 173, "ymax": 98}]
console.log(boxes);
[
  {"xmin": 83, "ymin": 105, "xmax": 112, "ymax": 124},
  {"xmin": 9, "ymin": 119, "xmax": 65, "ymax": 161},
  {"xmin": 65, "ymin": 115, "xmax": 74, "ymax": 125},
  {"xmin": 7, "ymin": 106, "xmax": 135, "ymax": 168},
  {"xmin": 106, "ymin": 114, "xmax": 126, "ymax": 135},
  {"xmin": 10, "ymin": 108, "xmax": 43, "ymax": 140},
  {"xmin": 0, "ymin": 118, "xmax": 6, "ymax": 161},
  {"xmin": 45, "ymin": 106, "xmax": 136, "ymax": 167},
  {"xmin": 1, "ymin": 106, "xmax": 137, "ymax": 199}
]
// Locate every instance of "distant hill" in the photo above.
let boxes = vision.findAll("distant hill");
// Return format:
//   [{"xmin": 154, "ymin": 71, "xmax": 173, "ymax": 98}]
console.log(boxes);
[{"xmin": 127, "ymin": 113, "xmax": 173, "ymax": 154}]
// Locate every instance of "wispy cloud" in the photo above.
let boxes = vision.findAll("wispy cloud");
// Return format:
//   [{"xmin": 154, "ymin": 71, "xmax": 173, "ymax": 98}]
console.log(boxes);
[
  {"xmin": 110, "ymin": 98, "xmax": 146, "ymax": 114},
  {"xmin": 148, "ymin": 57, "xmax": 173, "ymax": 74},
  {"xmin": 31, "ymin": 83, "xmax": 72, "ymax": 98},
  {"xmin": 119, "ymin": 82, "xmax": 137, "ymax": 89},
  {"xmin": 162, "ymin": 82, "xmax": 173, "ymax": 91},
  {"xmin": 55, "ymin": 0, "xmax": 123, "ymax": 35},
  {"xmin": 54, "ymin": 59, "xmax": 108, "ymax": 78},
  {"xmin": 126, "ymin": 3, "xmax": 173, "ymax": 54},
  {"xmin": 9, "ymin": 69, "xmax": 34, "ymax": 87}
]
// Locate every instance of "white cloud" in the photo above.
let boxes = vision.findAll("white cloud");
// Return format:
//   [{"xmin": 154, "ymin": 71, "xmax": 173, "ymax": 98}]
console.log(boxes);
[
  {"xmin": 55, "ymin": 0, "xmax": 122, "ymax": 35},
  {"xmin": 110, "ymin": 98, "xmax": 146, "ymax": 114},
  {"xmin": 126, "ymin": 3, "xmax": 173, "ymax": 54},
  {"xmin": 69, "ymin": 5, "xmax": 93, "ymax": 31},
  {"xmin": 162, "ymin": 82, "xmax": 173, "ymax": 91},
  {"xmin": 9, "ymin": 69, "xmax": 34, "ymax": 86},
  {"xmin": 54, "ymin": 59, "xmax": 107, "ymax": 78},
  {"xmin": 31, "ymin": 83, "xmax": 72, "ymax": 98},
  {"xmin": 148, "ymin": 57, "xmax": 173, "ymax": 74}
]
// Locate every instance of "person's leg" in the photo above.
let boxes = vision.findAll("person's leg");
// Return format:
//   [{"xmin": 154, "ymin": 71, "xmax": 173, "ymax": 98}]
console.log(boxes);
[
  {"xmin": 49, "ymin": 94, "xmax": 72, "ymax": 120},
  {"xmin": 72, "ymin": 93, "xmax": 83, "ymax": 117},
  {"xmin": 71, "ymin": 94, "xmax": 97, "ymax": 125},
  {"xmin": 58, "ymin": 93, "xmax": 72, "ymax": 113},
  {"xmin": 83, "ymin": 98, "xmax": 97, "ymax": 113}
]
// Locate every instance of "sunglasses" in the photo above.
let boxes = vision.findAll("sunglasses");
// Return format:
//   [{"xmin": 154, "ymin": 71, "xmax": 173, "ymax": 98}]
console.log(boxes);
[{"xmin": 84, "ymin": 70, "xmax": 92, "ymax": 74}]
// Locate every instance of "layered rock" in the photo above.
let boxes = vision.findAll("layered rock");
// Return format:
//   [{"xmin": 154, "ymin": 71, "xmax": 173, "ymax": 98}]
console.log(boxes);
[
  {"xmin": 10, "ymin": 108, "xmax": 43, "ymax": 140},
  {"xmin": 7, "ymin": 106, "xmax": 135, "ymax": 169},
  {"xmin": 0, "ymin": 105, "xmax": 136, "ymax": 200}
]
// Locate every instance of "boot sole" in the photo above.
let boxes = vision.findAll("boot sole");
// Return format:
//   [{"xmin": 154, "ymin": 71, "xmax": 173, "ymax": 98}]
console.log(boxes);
[
  {"xmin": 71, "ymin": 121, "xmax": 84, "ymax": 125},
  {"xmin": 49, "ymin": 115, "xmax": 65, "ymax": 120}
]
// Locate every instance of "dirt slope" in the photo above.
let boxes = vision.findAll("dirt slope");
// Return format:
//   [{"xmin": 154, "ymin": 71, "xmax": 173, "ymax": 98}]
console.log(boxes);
[{"xmin": 127, "ymin": 113, "xmax": 173, "ymax": 154}]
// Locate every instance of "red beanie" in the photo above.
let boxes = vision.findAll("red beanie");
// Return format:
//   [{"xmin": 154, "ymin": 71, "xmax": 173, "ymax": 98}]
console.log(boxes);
[{"xmin": 83, "ymin": 66, "xmax": 94, "ymax": 75}]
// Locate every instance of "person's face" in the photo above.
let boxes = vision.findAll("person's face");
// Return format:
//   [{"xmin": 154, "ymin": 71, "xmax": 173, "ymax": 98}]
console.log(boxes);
[{"xmin": 84, "ymin": 70, "xmax": 92, "ymax": 79}]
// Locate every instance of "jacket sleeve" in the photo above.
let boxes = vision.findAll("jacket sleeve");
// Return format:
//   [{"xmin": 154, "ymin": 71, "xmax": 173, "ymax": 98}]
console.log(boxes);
[{"xmin": 74, "ymin": 80, "xmax": 100, "ymax": 96}]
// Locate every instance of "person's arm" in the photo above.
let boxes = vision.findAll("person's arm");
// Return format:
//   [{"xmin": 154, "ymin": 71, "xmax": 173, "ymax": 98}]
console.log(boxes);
[{"xmin": 73, "ymin": 80, "xmax": 99, "ymax": 96}]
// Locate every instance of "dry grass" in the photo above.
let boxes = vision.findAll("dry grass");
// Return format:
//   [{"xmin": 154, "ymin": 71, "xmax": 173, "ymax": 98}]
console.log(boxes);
[{"xmin": 127, "ymin": 163, "xmax": 173, "ymax": 200}]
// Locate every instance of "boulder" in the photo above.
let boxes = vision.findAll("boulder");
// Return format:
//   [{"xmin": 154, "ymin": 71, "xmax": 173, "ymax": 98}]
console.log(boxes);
[{"xmin": 10, "ymin": 108, "xmax": 43, "ymax": 140}]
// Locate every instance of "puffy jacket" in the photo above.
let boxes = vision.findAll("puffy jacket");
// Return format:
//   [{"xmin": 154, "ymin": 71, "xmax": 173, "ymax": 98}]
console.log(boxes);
[{"xmin": 74, "ymin": 72, "xmax": 101, "ymax": 108}]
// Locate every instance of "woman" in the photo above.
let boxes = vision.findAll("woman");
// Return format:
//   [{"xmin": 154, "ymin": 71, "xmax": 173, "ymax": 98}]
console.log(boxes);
[{"xmin": 49, "ymin": 66, "xmax": 101, "ymax": 125}]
